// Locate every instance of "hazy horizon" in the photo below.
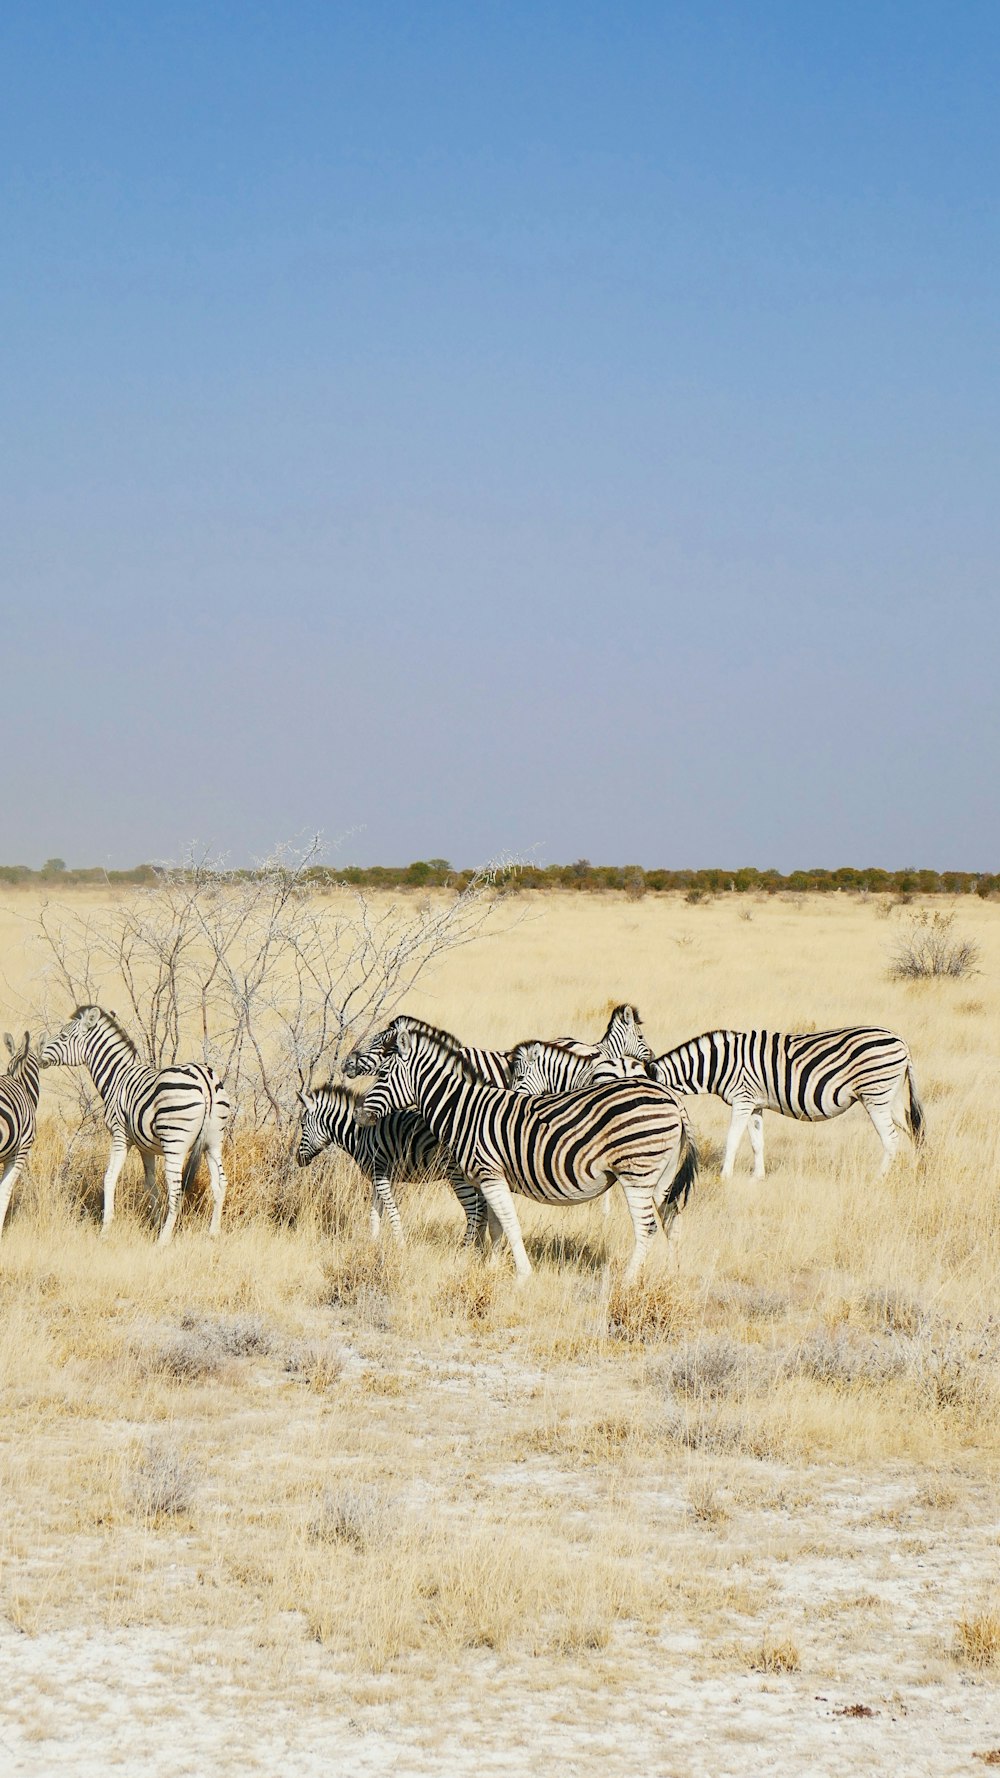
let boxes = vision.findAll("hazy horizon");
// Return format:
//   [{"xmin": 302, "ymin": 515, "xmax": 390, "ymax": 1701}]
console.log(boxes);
[{"xmin": 5, "ymin": 4, "xmax": 998, "ymax": 872}]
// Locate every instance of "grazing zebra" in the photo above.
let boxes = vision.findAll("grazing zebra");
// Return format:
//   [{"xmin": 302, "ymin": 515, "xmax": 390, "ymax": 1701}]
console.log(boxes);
[
  {"xmin": 647, "ymin": 1026, "xmax": 925, "ymax": 1178},
  {"xmin": 0, "ymin": 1032, "xmax": 41, "ymax": 1238},
  {"xmin": 355, "ymin": 1025, "xmax": 697, "ymax": 1283},
  {"xmin": 296, "ymin": 1084, "xmax": 488, "ymax": 1245},
  {"xmin": 41, "ymin": 1006, "xmax": 231, "ymax": 1243},
  {"xmin": 344, "ymin": 1003, "xmax": 652, "ymax": 1088}
]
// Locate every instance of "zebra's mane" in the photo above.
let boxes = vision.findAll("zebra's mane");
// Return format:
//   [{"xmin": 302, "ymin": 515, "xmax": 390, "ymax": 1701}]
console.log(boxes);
[
  {"xmin": 392, "ymin": 1026, "xmax": 494, "ymax": 1085},
  {"xmin": 72, "ymin": 1004, "xmax": 138, "ymax": 1056}
]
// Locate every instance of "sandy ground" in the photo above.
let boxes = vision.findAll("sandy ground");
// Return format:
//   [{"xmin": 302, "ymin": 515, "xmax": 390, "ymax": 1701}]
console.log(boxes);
[{"xmin": 2, "ymin": 1334, "xmax": 999, "ymax": 1778}]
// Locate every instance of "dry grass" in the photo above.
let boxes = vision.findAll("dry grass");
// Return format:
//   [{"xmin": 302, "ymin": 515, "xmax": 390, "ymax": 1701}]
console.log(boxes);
[{"xmin": 0, "ymin": 888, "xmax": 999, "ymax": 1767}]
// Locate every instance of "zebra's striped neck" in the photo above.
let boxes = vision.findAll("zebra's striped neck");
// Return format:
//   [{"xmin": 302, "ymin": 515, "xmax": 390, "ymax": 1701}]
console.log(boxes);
[
  {"xmin": 314, "ymin": 1086, "xmax": 370, "ymax": 1153},
  {"xmin": 8, "ymin": 1056, "xmax": 40, "ymax": 1106},
  {"xmin": 78, "ymin": 1018, "xmax": 141, "ymax": 1106},
  {"xmin": 653, "ymin": 1034, "xmax": 730, "ymax": 1095}
]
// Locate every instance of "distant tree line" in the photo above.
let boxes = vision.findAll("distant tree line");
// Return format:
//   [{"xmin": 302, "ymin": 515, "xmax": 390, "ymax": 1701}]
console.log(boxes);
[{"xmin": 3, "ymin": 858, "xmax": 997, "ymax": 897}]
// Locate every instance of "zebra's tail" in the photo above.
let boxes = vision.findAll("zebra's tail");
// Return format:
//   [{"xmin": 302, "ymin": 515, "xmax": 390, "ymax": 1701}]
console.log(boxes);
[
  {"xmin": 665, "ymin": 1116, "xmax": 699, "ymax": 1212},
  {"xmin": 905, "ymin": 1064, "xmax": 926, "ymax": 1149},
  {"xmin": 182, "ymin": 1107, "xmax": 210, "ymax": 1195}
]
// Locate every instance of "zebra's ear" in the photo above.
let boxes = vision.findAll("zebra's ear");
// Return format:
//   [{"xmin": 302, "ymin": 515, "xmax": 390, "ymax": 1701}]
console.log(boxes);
[
  {"xmin": 3, "ymin": 1034, "xmax": 13, "ymax": 1056},
  {"xmin": 395, "ymin": 1025, "xmax": 414, "ymax": 1059}
]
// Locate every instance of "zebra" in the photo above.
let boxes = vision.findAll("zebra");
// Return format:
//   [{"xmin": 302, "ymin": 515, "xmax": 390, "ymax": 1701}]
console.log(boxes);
[
  {"xmin": 343, "ymin": 1003, "xmax": 652, "ymax": 1088},
  {"xmin": 508, "ymin": 1039, "xmax": 650, "ymax": 1095},
  {"xmin": 507, "ymin": 1039, "xmax": 652, "ymax": 1222},
  {"xmin": 0, "ymin": 1032, "xmax": 41, "ymax": 1239},
  {"xmin": 296, "ymin": 1083, "xmax": 488, "ymax": 1245},
  {"xmin": 647, "ymin": 1026, "xmax": 925, "ymax": 1178},
  {"xmin": 41, "ymin": 1005, "xmax": 231, "ymax": 1243},
  {"xmin": 355, "ymin": 1024, "xmax": 698, "ymax": 1283}
]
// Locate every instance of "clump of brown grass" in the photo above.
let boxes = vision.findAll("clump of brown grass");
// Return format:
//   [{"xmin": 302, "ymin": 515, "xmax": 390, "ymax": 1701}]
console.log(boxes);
[
  {"xmin": 321, "ymin": 1247, "xmax": 398, "ymax": 1328},
  {"xmin": 129, "ymin": 1438, "xmax": 197, "ymax": 1519},
  {"xmin": 954, "ymin": 1608, "xmax": 1000, "ymax": 1668},
  {"xmin": 747, "ymin": 1634, "xmax": 801, "ymax": 1673},
  {"xmin": 308, "ymin": 1485, "xmax": 392, "ymax": 1549},
  {"xmin": 284, "ymin": 1338, "xmax": 346, "ymax": 1389},
  {"xmin": 606, "ymin": 1273, "xmax": 697, "ymax": 1344},
  {"xmin": 433, "ymin": 1260, "xmax": 502, "ymax": 1325}
]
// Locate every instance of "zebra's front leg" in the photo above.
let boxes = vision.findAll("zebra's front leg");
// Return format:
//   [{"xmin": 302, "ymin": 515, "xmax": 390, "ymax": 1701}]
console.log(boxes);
[
  {"xmin": 619, "ymin": 1180, "xmax": 659, "ymax": 1285},
  {"xmin": 720, "ymin": 1104, "xmax": 752, "ymax": 1179},
  {"xmin": 102, "ymin": 1132, "xmax": 130, "ymax": 1233},
  {"xmin": 0, "ymin": 1152, "xmax": 24, "ymax": 1238},
  {"xmin": 477, "ymin": 1177, "xmax": 531, "ymax": 1279},
  {"xmin": 372, "ymin": 1174, "xmax": 404, "ymax": 1244},
  {"xmin": 748, "ymin": 1110, "xmax": 766, "ymax": 1179}
]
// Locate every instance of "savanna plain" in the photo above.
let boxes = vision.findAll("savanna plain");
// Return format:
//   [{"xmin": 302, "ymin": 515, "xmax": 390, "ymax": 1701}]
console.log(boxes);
[{"xmin": 1, "ymin": 887, "xmax": 999, "ymax": 1777}]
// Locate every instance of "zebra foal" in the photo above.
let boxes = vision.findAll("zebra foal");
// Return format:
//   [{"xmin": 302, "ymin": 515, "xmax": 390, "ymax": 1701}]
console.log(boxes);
[
  {"xmin": 296, "ymin": 1084, "xmax": 487, "ymax": 1245},
  {"xmin": 0, "ymin": 1032, "xmax": 40, "ymax": 1238},
  {"xmin": 647, "ymin": 1026, "xmax": 924, "ymax": 1178},
  {"xmin": 355, "ymin": 1025, "xmax": 697, "ymax": 1283},
  {"xmin": 41, "ymin": 1006, "xmax": 231, "ymax": 1243}
]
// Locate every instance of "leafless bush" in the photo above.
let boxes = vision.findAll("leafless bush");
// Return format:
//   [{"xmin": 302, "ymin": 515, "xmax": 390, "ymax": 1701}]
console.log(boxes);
[
  {"xmin": 890, "ymin": 911, "xmax": 980, "ymax": 981},
  {"xmin": 786, "ymin": 1329, "xmax": 910, "ymax": 1388},
  {"xmin": 914, "ymin": 1332, "xmax": 999, "ymax": 1416},
  {"xmin": 130, "ymin": 1438, "xmax": 198, "ymax": 1517},
  {"xmin": 665, "ymin": 1335, "xmax": 772, "ymax": 1398},
  {"xmin": 30, "ymin": 839, "xmax": 515, "ymax": 1135},
  {"xmin": 137, "ymin": 1312, "xmax": 274, "ymax": 1377}
]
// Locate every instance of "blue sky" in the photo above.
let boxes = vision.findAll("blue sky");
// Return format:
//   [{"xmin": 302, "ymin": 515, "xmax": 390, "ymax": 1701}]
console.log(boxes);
[{"xmin": 3, "ymin": 2, "xmax": 998, "ymax": 868}]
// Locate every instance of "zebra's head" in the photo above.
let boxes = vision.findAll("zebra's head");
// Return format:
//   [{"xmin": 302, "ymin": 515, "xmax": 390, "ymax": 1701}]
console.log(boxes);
[
  {"xmin": 41, "ymin": 1004, "xmax": 107, "ymax": 1068},
  {"xmin": 296, "ymin": 1089, "xmax": 327, "ymax": 1166},
  {"xmin": 354, "ymin": 1025, "xmax": 418, "ymax": 1126},
  {"xmin": 343, "ymin": 1020, "xmax": 401, "ymax": 1079},
  {"xmin": 4, "ymin": 1031, "xmax": 39, "ymax": 1100},
  {"xmin": 601, "ymin": 1004, "xmax": 654, "ymax": 1063},
  {"xmin": 508, "ymin": 1042, "xmax": 549, "ymax": 1097}
]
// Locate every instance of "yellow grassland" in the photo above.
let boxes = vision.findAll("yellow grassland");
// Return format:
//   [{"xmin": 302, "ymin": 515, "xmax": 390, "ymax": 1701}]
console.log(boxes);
[{"xmin": 0, "ymin": 886, "xmax": 998, "ymax": 1771}]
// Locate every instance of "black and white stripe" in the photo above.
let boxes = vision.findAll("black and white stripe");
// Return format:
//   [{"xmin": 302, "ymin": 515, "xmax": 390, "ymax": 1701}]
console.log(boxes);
[
  {"xmin": 344, "ymin": 1003, "xmax": 651, "ymax": 1089},
  {"xmin": 41, "ymin": 1005, "xmax": 231, "ymax": 1242},
  {"xmin": 355, "ymin": 1025, "xmax": 697, "ymax": 1282},
  {"xmin": 0, "ymin": 1032, "xmax": 40, "ymax": 1238},
  {"xmin": 509, "ymin": 1039, "xmax": 650, "ymax": 1095},
  {"xmin": 648, "ymin": 1026, "xmax": 925, "ymax": 1177},
  {"xmin": 296, "ymin": 1083, "xmax": 488, "ymax": 1245}
]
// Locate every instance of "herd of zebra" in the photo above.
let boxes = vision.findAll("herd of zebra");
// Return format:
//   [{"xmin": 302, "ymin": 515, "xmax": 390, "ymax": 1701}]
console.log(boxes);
[{"xmin": 0, "ymin": 999, "xmax": 924, "ymax": 1281}]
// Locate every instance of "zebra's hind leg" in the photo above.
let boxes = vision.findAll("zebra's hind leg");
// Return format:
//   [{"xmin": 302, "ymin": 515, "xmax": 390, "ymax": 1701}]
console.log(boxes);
[
  {"xmin": 158, "ymin": 1156, "xmax": 184, "ymax": 1246},
  {"xmin": 720, "ymin": 1104, "xmax": 752, "ymax": 1179},
  {"xmin": 747, "ymin": 1110, "xmax": 766, "ymax": 1179},
  {"xmin": 618, "ymin": 1180, "xmax": 660, "ymax": 1285},
  {"xmin": 204, "ymin": 1127, "xmax": 228, "ymax": 1237},
  {"xmin": 141, "ymin": 1151, "xmax": 161, "ymax": 1228},
  {"xmin": 102, "ymin": 1132, "xmax": 130, "ymax": 1234},
  {"xmin": 863, "ymin": 1099, "xmax": 902, "ymax": 1176},
  {"xmin": 477, "ymin": 1177, "xmax": 531, "ymax": 1279},
  {"xmin": 0, "ymin": 1152, "xmax": 24, "ymax": 1238}
]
